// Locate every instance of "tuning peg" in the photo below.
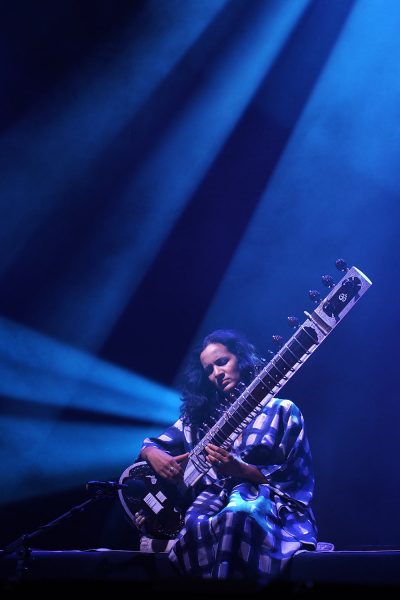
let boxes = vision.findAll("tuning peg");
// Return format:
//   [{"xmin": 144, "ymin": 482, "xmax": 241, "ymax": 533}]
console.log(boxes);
[
  {"xmin": 308, "ymin": 290, "xmax": 321, "ymax": 303},
  {"xmin": 321, "ymin": 275, "xmax": 334, "ymax": 288},
  {"xmin": 335, "ymin": 258, "xmax": 349, "ymax": 272},
  {"xmin": 287, "ymin": 316, "xmax": 299, "ymax": 329},
  {"xmin": 272, "ymin": 334, "xmax": 284, "ymax": 348}
]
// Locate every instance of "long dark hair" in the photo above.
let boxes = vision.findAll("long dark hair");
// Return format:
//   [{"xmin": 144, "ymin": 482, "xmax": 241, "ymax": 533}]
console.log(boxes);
[{"xmin": 178, "ymin": 329, "xmax": 264, "ymax": 437}]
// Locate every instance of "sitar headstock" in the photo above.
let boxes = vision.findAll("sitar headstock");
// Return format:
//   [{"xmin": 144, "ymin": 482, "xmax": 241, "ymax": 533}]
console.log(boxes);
[
  {"xmin": 307, "ymin": 259, "xmax": 372, "ymax": 334},
  {"xmin": 270, "ymin": 259, "xmax": 372, "ymax": 348}
]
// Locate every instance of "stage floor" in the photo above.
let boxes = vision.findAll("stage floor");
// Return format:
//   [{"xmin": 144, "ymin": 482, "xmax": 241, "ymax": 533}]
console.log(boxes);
[{"xmin": 1, "ymin": 547, "xmax": 400, "ymax": 594}]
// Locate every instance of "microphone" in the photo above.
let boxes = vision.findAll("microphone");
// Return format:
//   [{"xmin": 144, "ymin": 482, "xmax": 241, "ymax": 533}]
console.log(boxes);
[{"xmin": 86, "ymin": 480, "xmax": 127, "ymax": 493}]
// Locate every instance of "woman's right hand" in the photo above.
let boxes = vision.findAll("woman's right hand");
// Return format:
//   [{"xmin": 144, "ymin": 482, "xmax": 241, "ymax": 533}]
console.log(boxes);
[{"xmin": 141, "ymin": 447, "xmax": 189, "ymax": 481}]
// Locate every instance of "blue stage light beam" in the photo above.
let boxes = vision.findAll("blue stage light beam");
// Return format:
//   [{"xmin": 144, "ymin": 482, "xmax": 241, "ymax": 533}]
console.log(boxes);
[
  {"xmin": 0, "ymin": 317, "xmax": 180, "ymax": 422},
  {"xmin": 0, "ymin": 0, "xmax": 228, "ymax": 277},
  {"xmin": 29, "ymin": 0, "xmax": 310, "ymax": 352},
  {"xmin": 0, "ymin": 317, "xmax": 181, "ymax": 503},
  {"xmin": 1, "ymin": 416, "xmax": 163, "ymax": 504},
  {"xmin": 193, "ymin": 0, "xmax": 400, "ymax": 345}
]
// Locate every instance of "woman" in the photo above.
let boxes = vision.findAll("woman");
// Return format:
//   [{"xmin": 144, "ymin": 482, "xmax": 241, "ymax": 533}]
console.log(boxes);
[{"xmin": 138, "ymin": 329, "xmax": 317, "ymax": 586}]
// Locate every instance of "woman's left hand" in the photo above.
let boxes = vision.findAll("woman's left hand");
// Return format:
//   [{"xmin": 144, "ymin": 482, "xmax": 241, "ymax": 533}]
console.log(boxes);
[{"xmin": 205, "ymin": 443, "xmax": 243, "ymax": 477}]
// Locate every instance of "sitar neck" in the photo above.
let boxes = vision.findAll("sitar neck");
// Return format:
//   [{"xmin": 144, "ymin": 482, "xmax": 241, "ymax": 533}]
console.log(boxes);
[{"xmin": 183, "ymin": 265, "xmax": 372, "ymax": 488}]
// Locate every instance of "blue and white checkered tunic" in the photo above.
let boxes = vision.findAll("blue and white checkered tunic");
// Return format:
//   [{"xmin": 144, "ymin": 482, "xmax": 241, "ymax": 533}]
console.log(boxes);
[{"xmin": 141, "ymin": 397, "xmax": 317, "ymax": 585}]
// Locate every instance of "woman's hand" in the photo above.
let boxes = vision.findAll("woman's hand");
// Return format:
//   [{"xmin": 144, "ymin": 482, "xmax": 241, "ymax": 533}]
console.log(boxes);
[
  {"xmin": 205, "ymin": 443, "xmax": 267, "ymax": 483},
  {"xmin": 205, "ymin": 443, "xmax": 243, "ymax": 477},
  {"xmin": 133, "ymin": 509, "xmax": 146, "ymax": 532},
  {"xmin": 141, "ymin": 447, "xmax": 189, "ymax": 481}
]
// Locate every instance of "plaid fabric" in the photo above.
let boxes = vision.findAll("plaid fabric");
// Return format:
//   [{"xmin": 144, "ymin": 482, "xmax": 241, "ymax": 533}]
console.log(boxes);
[{"xmin": 141, "ymin": 397, "xmax": 317, "ymax": 585}]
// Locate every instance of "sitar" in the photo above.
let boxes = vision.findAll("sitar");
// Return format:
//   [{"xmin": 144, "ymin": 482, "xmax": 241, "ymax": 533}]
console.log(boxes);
[{"xmin": 118, "ymin": 261, "xmax": 372, "ymax": 539}]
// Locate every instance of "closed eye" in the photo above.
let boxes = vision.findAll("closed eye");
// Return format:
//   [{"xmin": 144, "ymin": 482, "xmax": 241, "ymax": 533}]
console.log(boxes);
[
  {"xmin": 204, "ymin": 357, "xmax": 229, "ymax": 376},
  {"xmin": 215, "ymin": 357, "xmax": 228, "ymax": 366}
]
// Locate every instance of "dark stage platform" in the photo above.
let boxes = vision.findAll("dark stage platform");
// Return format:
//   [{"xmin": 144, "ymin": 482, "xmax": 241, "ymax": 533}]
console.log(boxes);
[{"xmin": 1, "ymin": 546, "xmax": 400, "ymax": 595}]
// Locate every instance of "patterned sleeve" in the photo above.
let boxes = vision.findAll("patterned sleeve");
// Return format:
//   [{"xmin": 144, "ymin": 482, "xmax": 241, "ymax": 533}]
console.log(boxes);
[
  {"xmin": 238, "ymin": 398, "xmax": 314, "ymax": 504},
  {"xmin": 140, "ymin": 418, "xmax": 186, "ymax": 457}
]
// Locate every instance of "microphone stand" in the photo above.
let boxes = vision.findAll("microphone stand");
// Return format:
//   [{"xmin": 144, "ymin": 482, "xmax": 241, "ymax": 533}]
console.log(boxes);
[{"xmin": 1, "ymin": 481, "xmax": 123, "ymax": 583}]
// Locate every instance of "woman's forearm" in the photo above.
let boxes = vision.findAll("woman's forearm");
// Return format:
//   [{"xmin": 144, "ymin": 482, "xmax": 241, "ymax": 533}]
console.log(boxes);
[{"xmin": 235, "ymin": 459, "xmax": 268, "ymax": 484}]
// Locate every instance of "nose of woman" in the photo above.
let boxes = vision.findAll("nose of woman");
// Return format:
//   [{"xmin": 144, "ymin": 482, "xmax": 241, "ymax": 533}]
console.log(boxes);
[{"xmin": 213, "ymin": 364, "xmax": 224, "ymax": 376}]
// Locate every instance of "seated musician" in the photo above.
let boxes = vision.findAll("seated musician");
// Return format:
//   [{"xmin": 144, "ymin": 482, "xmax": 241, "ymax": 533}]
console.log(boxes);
[{"xmin": 134, "ymin": 329, "xmax": 317, "ymax": 587}]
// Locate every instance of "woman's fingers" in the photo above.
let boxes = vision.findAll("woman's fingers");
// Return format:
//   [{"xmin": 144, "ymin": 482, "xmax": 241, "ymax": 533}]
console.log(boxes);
[
  {"xmin": 134, "ymin": 511, "xmax": 146, "ymax": 529},
  {"xmin": 205, "ymin": 444, "xmax": 229, "ymax": 466},
  {"xmin": 175, "ymin": 452, "xmax": 190, "ymax": 463},
  {"xmin": 165, "ymin": 463, "xmax": 180, "ymax": 478},
  {"xmin": 162, "ymin": 454, "xmax": 189, "ymax": 479}
]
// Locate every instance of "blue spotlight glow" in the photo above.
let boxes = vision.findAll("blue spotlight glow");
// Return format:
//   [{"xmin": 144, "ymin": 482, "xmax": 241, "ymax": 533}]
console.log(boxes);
[
  {"xmin": 304, "ymin": 0, "xmax": 400, "ymax": 191},
  {"xmin": 0, "ymin": 317, "xmax": 180, "ymax": 503},
  {"xmin": 61, "ymin": 0, "xmax": 310, "ymax": 346},
  {"xmin": 0, "ymin": 0, "xmax": 310, "ymax": 355},
  {"xmin": 0, "ymin": 0, "xmax": 228, "ymax": 276},
  {"xmin": 1, "ymin": 415, "xmax": 163, "ymax": 504},
  {"xmin": 0, "ymin": 317, "xmax": 180, "ymax": 421}
]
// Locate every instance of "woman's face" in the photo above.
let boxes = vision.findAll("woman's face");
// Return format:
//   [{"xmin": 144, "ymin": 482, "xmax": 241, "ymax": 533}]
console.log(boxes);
[{"xmin": 199, "ymin": 342, "xmax": 241, "ymax": 393}]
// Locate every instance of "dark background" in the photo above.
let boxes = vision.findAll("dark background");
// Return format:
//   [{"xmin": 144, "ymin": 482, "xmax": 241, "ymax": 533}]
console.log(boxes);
[{"xmin": 1, "ymin": 0, "xmax": 399, "ymax": 553}]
